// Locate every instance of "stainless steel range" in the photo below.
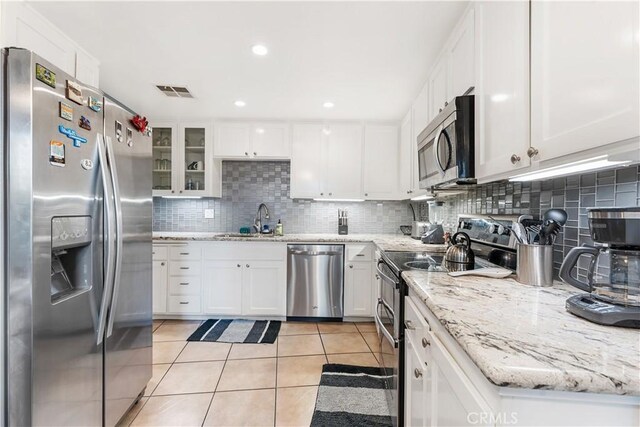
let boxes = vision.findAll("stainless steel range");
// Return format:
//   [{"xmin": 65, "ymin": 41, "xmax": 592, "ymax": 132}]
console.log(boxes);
[{"xmin": 374, "ymin": 214, "xmax": 518, "ymax": 426}]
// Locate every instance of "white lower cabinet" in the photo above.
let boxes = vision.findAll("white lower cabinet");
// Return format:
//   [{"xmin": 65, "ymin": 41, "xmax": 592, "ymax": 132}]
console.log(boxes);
[
  {"xmin": 152, "ymin": 260, "xmax": 168, "ymax": 314},
  {"xmin": 405, "ymin": 333, "xmax": 432, "ymax": 427},
  {"xmin": 202, "ymin": 261, "xmax": 243, "ymax": 315},
  {"xmin": 344, "ymin": 244, "xmax": 375, "ymax": 318},
  {"xmin": 242, "ymin": 261, "xmax": 286, "ymax": 316}
]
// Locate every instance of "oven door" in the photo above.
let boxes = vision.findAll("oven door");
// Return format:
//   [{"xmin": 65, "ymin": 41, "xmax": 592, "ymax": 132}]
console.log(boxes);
[{"xmin": 375, "ymin": 260, "xmax": 400, "ymax": 426}]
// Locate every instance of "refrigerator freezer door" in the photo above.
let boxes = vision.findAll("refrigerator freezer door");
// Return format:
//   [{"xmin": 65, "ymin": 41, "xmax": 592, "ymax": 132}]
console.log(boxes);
[
  {"xmin": 102, "ymin": 97, "xmax": 153, "ymax": 426},
  {"xmin": 4, "ymin": 49, "xmax": 105, "ymax": 426}
]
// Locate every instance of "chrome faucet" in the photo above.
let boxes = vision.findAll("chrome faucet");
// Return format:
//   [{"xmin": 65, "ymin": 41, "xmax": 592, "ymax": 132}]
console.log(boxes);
[{"xmin": 254, "ymin": 203, "xmax": 270, "ymax": 233}]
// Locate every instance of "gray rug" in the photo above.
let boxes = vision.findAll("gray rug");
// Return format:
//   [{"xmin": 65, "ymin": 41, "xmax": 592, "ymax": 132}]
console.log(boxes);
[
  {"xmin": 311, "ymin": 364, "xmax": 393, "ymax": 427},
  {"xmin": 187, "ymin": 319, "xmax": 281, "ymax": 343}
]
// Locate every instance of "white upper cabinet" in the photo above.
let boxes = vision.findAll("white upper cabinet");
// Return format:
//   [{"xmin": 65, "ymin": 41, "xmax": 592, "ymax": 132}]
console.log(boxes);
[
  {"xmin": 474, "ymin": 1, "xmax": 530, "ymax": 182},
  {"xmin": 531, "ymin": 1, "xmax": 640, "ymax": 161},
  {"xmin": 291, "ymin": 124, "xmax": 325, "ymax": 199},
  {"xmin": 428, "ymin": 55, "xmax": 451, "ymax": 121},
  {"xmin": 214, "ymin": 122, "xmax": 252, "ymax": 158},
  {"xmin": 1, "ymin": 2, "xmax": 99, "ymax": 84},
  {"xmin": 363, "ymin": 125, "xmax": 399, "ymax": 200},
  {"xmin": 324, "ymin": 124, "xmax": 363, "ymax": 199},
  {"xmin": 214, "ymin": 121, "xmax": 290, "ymax": 159},
  {"xmin": 251, "ymin": 123, "xmax": 290, "ymax": 158},
  {"xmin": 449, "ymin": 8, "xmax": 475, "ymax": 98},
  {"xmin": 413, "ymin": 83, "xmax": 430, "ymax": 140},
  {"xmin": 399, "ymin": 110, "xmax": 415, "ymax": 197}
]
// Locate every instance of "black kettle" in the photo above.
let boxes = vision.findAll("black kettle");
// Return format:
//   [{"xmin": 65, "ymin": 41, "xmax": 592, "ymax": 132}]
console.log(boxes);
[{"xmin": 444, "ymin": 232, "xmax": 475, "ymax": 271}]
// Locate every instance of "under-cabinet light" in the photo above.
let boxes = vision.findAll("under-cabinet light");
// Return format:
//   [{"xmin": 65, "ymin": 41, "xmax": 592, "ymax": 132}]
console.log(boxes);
[
  {"xmin": 410, "ymin": 194, "xmax": 435, "ymax": 201},
  {"xmin": 312, "ymin": 198, "xmax": 365, "ymax": 202},
  {"xmin": 161, "ymin": 196, "xmax": 203, "ymax": 199},
  {"xmin": 508, "ymin": 156, "xmax": 631, "ymax": 182}
]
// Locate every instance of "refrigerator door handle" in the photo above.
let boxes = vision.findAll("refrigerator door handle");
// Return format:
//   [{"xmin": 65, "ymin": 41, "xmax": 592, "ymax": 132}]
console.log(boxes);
[
  {"xmin": 105, "ymin": 135, "xmax": 124, "ymax": 338},
  {"xmin": 96, "ymin": 133, "xmax": 116, "ymax": 345}
]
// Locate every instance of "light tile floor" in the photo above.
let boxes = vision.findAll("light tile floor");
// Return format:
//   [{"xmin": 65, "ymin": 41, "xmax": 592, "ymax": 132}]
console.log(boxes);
[{"xmin": 118, "ymin": 320, "xmax": 380, "ymax": 427}]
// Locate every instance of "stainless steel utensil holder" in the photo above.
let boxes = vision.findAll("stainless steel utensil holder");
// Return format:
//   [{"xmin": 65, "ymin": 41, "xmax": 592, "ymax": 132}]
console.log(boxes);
[{"xmin": 516, "ymin": 243, "xmax": 553, "ymax": 287}]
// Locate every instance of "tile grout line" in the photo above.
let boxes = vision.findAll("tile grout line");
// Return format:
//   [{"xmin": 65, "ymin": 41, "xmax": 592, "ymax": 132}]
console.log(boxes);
[
  {"xmin": 273, "ymin": 333, "xmax": 279, "ymax": 427},
  {"xmin": 201, "ymin": 338, "xmax": 233, "ymax": 427}
]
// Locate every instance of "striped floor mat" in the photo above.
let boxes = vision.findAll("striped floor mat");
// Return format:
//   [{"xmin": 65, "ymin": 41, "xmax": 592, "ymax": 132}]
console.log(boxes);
[
  {"xmin": 187, "ymin": 319, "xmax": 281, "ymax": 344},
  {"xmin": 311, "ymin": 364, "xmax": 393, "ymax": 427}
]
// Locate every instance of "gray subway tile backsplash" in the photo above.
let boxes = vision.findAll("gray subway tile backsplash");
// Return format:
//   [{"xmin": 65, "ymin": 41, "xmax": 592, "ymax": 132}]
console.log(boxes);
[
  {"xmin": 153, "ymin": 161, "xmax": 640, "ymax": 277},
  {"xmin": 153, "ymin": 161, "xmax": 415, "ymax": 234}
]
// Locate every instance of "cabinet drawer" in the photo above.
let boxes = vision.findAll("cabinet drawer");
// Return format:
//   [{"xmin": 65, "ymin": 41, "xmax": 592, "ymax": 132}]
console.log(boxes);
[
  {"xmin": 169, "ymin": 246, "xmax": 202, "ymax": 261},
  {"xmin": 167, "ymin": 295, "xmax": 201, "ymax": 314},
  {"xmin": 405, "ymin": 296, "xmax": 432, "ymax": 353},
  {"xmin": 169, "ymin": 261, "xmax": 202, "ymax": 276},
  {"xmin": 168, "ymin": 276, "xmax": 201, "ymax": 296},
  {"xmin": 346, "ymin": 244, "xmax": 372, "ymax": 261},
  {"xmin": 152, "ymin": 246, "xmax": 168, "ymax": 261},
  {"xmin": 203, "ymin": 242, "xmax": 286, "ymax": 261}
]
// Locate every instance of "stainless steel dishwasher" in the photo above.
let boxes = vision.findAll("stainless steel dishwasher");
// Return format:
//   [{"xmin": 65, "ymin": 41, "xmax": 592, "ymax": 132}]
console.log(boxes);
[{"xmin": 287, "ymin": 244, "xmax": 344, "ymax": 319}]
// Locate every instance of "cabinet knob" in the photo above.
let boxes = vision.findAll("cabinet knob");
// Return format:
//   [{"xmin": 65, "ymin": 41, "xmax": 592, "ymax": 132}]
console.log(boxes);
[
  {"xmin": 320, "ymin": 193, "xmax": 324, "ymax": 196},
  {"xmin": 246, "ymin": 264, "xmax": 250, "ymax": 268},
  {"xmin": 375, "ymin": 274, "xmax": 380, "ymax": 280},
  {"xmin": 253, "ymin": 152, "xmax": 257, "ymax": 156},
  {"xmin": 160, "ymin": 262, "xmax": 165, "ymax": 266},
  {"xmin": 171, "ymin": 190, "xmax": 175, "ymax": 193},
  {"xmin": 414, "ymin": 368, "xmax": 423, "ymax": 378},
  {"xmin": 329, "ymin": 192, "xmax": 333, "ymax": 196},
  {"xmin": 444, "ymin": 101, "xmax": 448, "ymax": 107},
  {"xmin": 510, "ymin": 154, "xmax": 521, "ymax": 164},
  {"xmin": 179, "ymin": 190, "xmax": 183, "ymax": 193},
  {"xmin": 422, "ymin": 337, "xmax": 430, "ymax": 348},
  {"xmin": 405, "ymin": 320, "xmax": 415, "ymax": 330},
  {"xmin": 237, "ymin": 264, "xmax": 241, "ymax": 268},
  {"xmin": 349, "ymin": 264, "xmax": 353, "ymax": 269},
  {"xmin": 245, "ymin": 152, "xmax": 249, "ymax": 156},
  {"xmin": 527, "ymin": 147, "xmax": 539, "ymax": 158},
  {"xmin": 439, "ymin": 107, "xmax": 443, "ymax": 113},
  {"xmin": 364, "ymin": 193, "xmax": 368, "ymax": 197}
]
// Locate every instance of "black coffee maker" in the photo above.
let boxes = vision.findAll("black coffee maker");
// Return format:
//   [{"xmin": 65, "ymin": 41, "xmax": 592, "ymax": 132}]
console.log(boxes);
[{"xmin": 559, "ymin": 207, "xmax": 640, "ymax": 328}]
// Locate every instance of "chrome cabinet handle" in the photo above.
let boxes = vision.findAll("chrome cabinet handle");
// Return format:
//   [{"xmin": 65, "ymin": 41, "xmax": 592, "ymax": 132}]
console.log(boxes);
[
  {"xmin": 527, "ymin": 147, "xmax": 539, "ymax": 158},
  {"xmin": 180, "ymin": 267, "xmax": 190, "ymax": 270},
  {"xmin": 405, "ymin": 320, "xmax": 415, "ymax": 330},
  {"xmin": 422, "ymin": 337, "xmax": 430, "ymax": 348},
  {"xmin": 180, "ymin": 252, "xmax": 190, "ymax": 255},
  {"xmin": 179, "ymin": 301, "xmax": 189, "ymax": 305},
  {"xmin": 510, "ymin": 154, "xmax": 521, "ymax": 164},
  {"xmin": 180, "ymin": 282, "xmax": 189, "ymax": 286},
  {"xmin": 356, "ymin": 254, "xmax": 365, "ymax": 257},
  {"xmin": 414, "ymin": 368, "xmax": 423, "ymax": 378}
]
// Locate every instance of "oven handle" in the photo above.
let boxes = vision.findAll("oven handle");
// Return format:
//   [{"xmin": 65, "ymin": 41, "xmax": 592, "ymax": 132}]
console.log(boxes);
[
  {"xmin": 376, "ymin": 260, "xmax": 400, "ymax": 289},
  {"xmin": 375, "ymin": 299, "xmax": 398, "ymax": 349},
  {"xmin": 379, "ymin": 297, "xmax": 395, "ymax": 320}
]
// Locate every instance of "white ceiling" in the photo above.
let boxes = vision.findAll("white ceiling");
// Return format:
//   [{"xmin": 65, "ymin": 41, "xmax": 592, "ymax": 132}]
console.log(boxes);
[{"xmin": 29, "ymin": 1, "xmax": 467, "ymax": 122}]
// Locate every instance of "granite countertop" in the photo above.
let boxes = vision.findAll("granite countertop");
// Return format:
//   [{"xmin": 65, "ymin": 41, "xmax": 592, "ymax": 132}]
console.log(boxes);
[
  {"xmin": 402, "ymin": 270, "xmax": 640, "ymax": 396},
  {"xmin": 153, "ymin": 232, "xmax": 448, "ymax": 252}
]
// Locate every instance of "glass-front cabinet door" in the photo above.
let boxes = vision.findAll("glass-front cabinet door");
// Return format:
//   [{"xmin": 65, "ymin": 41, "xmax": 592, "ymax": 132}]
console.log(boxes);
[
  {"xmin": 180, "ymin": 123, "xmax": 214, "ymax": 196},
  {"xmin": 152, "ymin": 124, "xmax": 178, "ymax": 196}
]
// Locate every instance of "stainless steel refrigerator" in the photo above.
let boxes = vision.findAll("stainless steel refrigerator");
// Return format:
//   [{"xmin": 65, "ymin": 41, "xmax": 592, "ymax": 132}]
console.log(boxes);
[{"xmin": 1, "ymin": 48, "xmax": 152, "ymax": 426}]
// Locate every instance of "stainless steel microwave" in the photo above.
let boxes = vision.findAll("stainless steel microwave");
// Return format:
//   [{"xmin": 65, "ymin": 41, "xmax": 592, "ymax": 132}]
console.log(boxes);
[{"xmin": 417, "ymin": 95, "xmax": 475, "ymax": 189}]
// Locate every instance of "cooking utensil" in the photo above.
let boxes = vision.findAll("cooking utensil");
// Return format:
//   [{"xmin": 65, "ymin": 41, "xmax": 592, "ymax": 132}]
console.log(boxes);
[
  {"xmin": 512, "ymin": 222, "xmax": 528, "ymax": 244},
  {"xmin": 448, "ymin": 267, "xmax": 513, "ymax": 278},
  {"xmin": 543, "ymin": 208, "xmax": 568, "ymax": 226}
]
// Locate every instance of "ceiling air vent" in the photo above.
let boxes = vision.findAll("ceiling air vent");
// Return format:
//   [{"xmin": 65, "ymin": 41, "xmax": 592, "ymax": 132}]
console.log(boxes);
[{"xmin": 156, "ymin": 85, "xmax": 194, "ymax": 98}]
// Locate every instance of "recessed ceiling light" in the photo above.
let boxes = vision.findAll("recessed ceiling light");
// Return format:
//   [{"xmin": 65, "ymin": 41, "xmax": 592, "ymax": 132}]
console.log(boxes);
[
  {"xmin": 234, "ymin": 100, "xmax": 246, "ymax": 107},
  {"xmin": 255, "ymin": 128, "xmax": 265, "ymax": 134},
  {"xmin": 252, "ymin": 45, "xmax": 268, "ymax": 56},
  {"xmin": 322, "ymin": 127, "xmax": 331, "ymax": 135},
  {"xmin": 323, "ymin": 101, "xmax": 335, "ymax": 109}
]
